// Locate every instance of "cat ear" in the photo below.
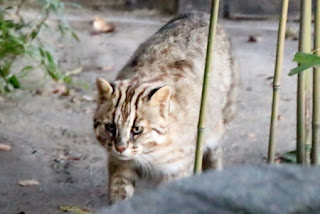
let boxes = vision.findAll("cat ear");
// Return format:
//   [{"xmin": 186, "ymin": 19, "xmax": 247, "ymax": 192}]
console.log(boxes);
[
  {"xmin": 149, "ymin": 85, "xmax": 171, "ymax": 106},
  {"xmin": 96, "ymin": 77, "xmax": 113, "ymax": 103}
]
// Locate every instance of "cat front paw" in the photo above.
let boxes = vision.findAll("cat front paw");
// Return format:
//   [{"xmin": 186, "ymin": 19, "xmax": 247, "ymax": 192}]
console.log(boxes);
[{"xmin": 109, "ymin": 177, "xmax": 134, "ymax": 204}]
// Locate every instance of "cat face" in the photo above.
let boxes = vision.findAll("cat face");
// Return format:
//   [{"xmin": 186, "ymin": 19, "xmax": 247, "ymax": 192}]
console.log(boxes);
[{"xmin": 94, "ymin": 77, "xmax": 171, "ymax": 161}]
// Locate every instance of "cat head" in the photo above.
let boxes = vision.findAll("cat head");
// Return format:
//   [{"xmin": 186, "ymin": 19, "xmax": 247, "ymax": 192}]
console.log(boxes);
[{"xmin": 94, "ymin": 77, "xmax": 171, "ymax": 161}]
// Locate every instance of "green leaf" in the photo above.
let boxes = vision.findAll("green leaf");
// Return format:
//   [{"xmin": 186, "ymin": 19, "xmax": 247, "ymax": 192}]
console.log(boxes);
[
  {"xmin": 30, "ymin": 30, "xmax": 39, "ymax": 39},
  {"xmin": 57, "ymin": 24, "xmax": 65, "ymax": 36},
  {"xmin": 292, "ymin": 52, "xmax": 320, "ymax": 65},
  {"xmin": 58, "ymin": 205, "xmax": 92, "ymax": 214},
  {"xmin": 71, "ymin": 31, "xmax": 79, "ymax": 42},
  {"xmin": 0, "ymin": 62, "xmax": 12, "ymax": 78},
  {"xmin": 278, "ymin": 145, "xmax": 317, "ymax": 163},
  {"xmin": 279, "ymin": 150, "xmax": 297, "ymax": 163},
  {"xmin": 21, "ymin": 65, "xmax": 34, "ymax": 73},
  {"xmin": 18, "ymin": 65, "xmax": 34, "ymax": 78},
  {"xmin": 63, "ymin": 75, "xmax": 72, "ymax": 83},
  {"xmin": 8, "ymin": 75, "xmax": 20, "ymax": 88},
  {"xmin": 5, "ymin": 83, "xmax": 14, "ymax": 92},
  {"xmin": 65, "ymin": 66, "xmax": 82, "ymax": 76},
  {"xmin": 290, "ymin": 52, "xmax": 320, "ymax": 75},
  {"xmin": 39, "ymin": 47, "xmax": 45, "ymax": 57},
  {"xmin": 45, "ymin": 64, "xmax": 61, "ymax": 81},
  {"xmin": 45, "ymin": 51, "xmax": 54, "ymax": 63},
  {"xmin": 289, "ymin": 63, "xmax": 314, "ymax": 76}
]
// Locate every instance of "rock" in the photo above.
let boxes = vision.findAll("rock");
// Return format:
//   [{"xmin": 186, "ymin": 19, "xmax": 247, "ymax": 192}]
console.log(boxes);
[{"xmin": 98, "ymin": 165, "xmax": 320, "ymax": 214}]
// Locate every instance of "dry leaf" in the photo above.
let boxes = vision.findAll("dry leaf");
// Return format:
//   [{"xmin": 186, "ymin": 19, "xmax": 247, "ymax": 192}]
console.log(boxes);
[
  {"xmin": 65, "ymin": 67, "xmax": 83, "ymax": 76},
  {"xmin": 161, "ymin": 18, "xmax": 170, "ymax": 23},
  {"xmin": 93, "ymin": 17, "xmax": 115, "ymax": 33},
  {"xmin": 52, "ymin": 85, "xmax": 72, "ymax": 96},
  {"xmin": 35, "ymin": 89, "xmax": 44, "ymax": 96},
  {"xmin": 68, "ymin": 156, "xmax": 80, "ymax": 161},
  {"xmin": 81, "ymin": 95, "xmax": 94, "ymax": 102},
  {"xmin": 247, "ymin": 132, "xmax": 256, "ymax": 139},
  {"xmin": 58, "ymin": 154, "xmax": 69, "ymax": 160},
  {"xmin": 0, "ymin": 143, "xmax": 11, "ymax": 151},
  {"xmin": 82, "ymin": 108, "xmax": 93, "ymax": 114},
  {"xmin": 58, "ymin": 205, "xmax": 92, "ymax": 214},
  {"xmin": 52, "ymin": 85, "xmax": 67, "ymax": 94},
  {"xmin": 70, "ymin": 96, "xmax": 81, "ymax": 104},
  {"xmin": 281, "ymin": 97, "xmax": 292, "ymax": 102},
  {"xmin": 18, "ymin": 179, "xmax": 40, "ymax": 186},
  {"xmin": 101, "ymin": 65, "xmax": 114, "ymax": 72}
]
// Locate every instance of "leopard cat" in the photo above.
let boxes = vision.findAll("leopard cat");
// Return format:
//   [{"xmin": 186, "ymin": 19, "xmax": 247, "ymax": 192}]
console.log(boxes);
[{"xmin": 93, "ymin": 12, "xmax": 238, "ymax": 204}]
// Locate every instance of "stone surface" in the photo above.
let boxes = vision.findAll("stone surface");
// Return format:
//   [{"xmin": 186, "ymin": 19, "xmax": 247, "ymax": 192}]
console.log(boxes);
[{"xmin": 99, "ymin": 165, "xmax": 320, "ymax": 214}]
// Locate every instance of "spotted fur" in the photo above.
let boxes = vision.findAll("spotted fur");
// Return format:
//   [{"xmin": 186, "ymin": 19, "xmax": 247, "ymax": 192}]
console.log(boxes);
[{"xmin": 94, "ymin": 12, "xmax": 237, "ymax": 204}]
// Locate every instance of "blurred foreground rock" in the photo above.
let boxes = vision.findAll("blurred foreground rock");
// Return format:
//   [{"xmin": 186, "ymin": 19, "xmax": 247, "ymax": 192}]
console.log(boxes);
[{"xmin": 99, "ymin": 165, "xmax": 320, "ymax": 214}]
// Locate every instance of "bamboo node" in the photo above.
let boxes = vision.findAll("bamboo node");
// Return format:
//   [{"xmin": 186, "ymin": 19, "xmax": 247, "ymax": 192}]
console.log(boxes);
[{"xmin": 272, "ymin": 84, "xmax": 281, "ymax": 89}]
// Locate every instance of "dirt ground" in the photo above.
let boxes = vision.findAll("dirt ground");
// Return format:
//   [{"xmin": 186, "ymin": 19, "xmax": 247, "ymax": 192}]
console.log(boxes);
[{"xmin": 0, "ymin": 7, "xmax": 299, "ymax": 214}]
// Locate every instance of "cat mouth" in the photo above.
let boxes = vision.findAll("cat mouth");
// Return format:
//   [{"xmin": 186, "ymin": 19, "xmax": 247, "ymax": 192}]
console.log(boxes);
[{"xmin": 111, "ymin": 152, "xmax": 134, "ymax": 161}]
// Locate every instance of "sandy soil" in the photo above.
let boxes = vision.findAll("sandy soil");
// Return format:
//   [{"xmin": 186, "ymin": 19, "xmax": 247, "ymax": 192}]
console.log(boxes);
[{"xmin": 0, "ymin": 7, "xmax": 299, "ymax": 214}]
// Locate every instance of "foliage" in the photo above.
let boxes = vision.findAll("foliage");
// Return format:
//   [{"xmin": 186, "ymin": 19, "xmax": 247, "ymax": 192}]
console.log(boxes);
[
  {"xmin": 289, "ymin": 51, "xmax": 320, "ymax": 76},
  {"xmin": 278, "ymin": 145, "xmax": 318, "ymax": 163},
  {"xmin": 0, "ymin": 0, "xmax": 79, "ymax": 94}
]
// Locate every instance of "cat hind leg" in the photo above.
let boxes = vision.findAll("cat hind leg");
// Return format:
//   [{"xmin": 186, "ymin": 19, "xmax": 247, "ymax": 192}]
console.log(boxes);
[{"xmin": 202, "ymin": 146, "xmax": 223, "ymax": 171}]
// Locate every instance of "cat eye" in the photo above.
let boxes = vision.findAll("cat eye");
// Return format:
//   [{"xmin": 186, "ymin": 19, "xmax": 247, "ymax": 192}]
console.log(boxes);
[
  {"xmin": 105, "ymin": 123, "xmax": 116, "ymax": 133},
  {"xmin": 132, "ymin": 126, "xmax": 144, "ymax": 135}
]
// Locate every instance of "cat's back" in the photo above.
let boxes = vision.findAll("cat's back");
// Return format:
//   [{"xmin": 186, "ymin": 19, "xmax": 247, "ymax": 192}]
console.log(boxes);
[
  {"xmin": 116, "ymin": 12, "xmax": 235, "ymax": 123},
  {"xmin": 117, "ymin": 12, "xmax": 215, "ymax": 82}
]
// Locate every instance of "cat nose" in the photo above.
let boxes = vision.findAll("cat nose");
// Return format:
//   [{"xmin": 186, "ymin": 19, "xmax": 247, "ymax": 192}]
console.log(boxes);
[{"xmin": 115, "ymin": 145, "xmax": 127, "ymax": 153}]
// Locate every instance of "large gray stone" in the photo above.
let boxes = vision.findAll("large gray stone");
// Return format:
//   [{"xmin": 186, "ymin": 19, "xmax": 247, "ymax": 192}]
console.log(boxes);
[{"xmin": 98, "ymin": 165, "xmax": 320, "ymax": 214}]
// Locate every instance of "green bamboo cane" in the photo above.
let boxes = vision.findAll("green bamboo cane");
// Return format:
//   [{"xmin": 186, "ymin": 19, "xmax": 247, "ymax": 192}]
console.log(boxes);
[
  {"xmin": 311, "ymin": 0, "xmax": 320, "ymax": 165},
  {"xmin": 303, "ymin": 0, "xmax": 313, "ymax": 163},
  {"xmin": 194, "ymin": 0, "xmax": 220, "ymax": 174},
  {"xmin": 297, "ymin": 0, "xmax": 312, "ymax": 164},
  {"xmin": 267, "ymin": 0, "xmax": 289, "ymax": 163}
]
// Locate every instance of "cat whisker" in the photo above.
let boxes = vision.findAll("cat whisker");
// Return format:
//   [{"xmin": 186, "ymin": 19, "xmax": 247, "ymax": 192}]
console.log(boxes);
[{"xmin": 137, "ymin": 155, "xmax": 154, "ymax": 179}]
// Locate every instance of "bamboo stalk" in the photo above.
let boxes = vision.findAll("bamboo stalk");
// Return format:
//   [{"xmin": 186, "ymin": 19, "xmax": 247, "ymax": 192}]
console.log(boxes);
[
  {"xmin": 311, "ymin": 0, "xmax": 320, "ymax": 165},
  {"xmin": 303, "ymin": 0, "xmax": 313, "ymax": 164},
  {"xmin": 297, "ymin": 0, "xmax": 312, "ymax": 164},
  {"xmin": 194, "ymin": 0, "xmax": 220, "ymax": 174},
  {"xmin": 267, "ymin": 0, "xmax": 289, "ymax": 163}
]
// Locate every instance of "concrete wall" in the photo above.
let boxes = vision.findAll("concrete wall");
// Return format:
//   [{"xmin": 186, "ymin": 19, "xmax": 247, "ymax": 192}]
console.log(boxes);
[
  {"xmin": 67, "ymin": 0, "xmax": 177, "ymax": 13},
  {"xmin": 178, "ymin": 0, "xmax": 301, "ymax": 18},
  {"xmin": 66, "ymin": 0, "xmax": 304, "ymax": 18}
]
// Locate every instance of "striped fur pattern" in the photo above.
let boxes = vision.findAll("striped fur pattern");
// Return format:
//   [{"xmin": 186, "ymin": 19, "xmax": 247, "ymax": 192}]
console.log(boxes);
[{"xmin": 94, "ymin": 12, "xmax": 237, "ymax": 204}]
